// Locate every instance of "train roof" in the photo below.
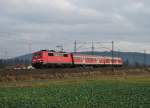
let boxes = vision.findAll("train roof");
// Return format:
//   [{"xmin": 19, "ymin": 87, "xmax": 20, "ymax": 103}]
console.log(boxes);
[
  {"xmin": 34, "ymin": 50, "xmax": 69, "ymax": 54},
  {"xmin": 33, "ymin": 50, "xmax": 122, "ymax": 59}
]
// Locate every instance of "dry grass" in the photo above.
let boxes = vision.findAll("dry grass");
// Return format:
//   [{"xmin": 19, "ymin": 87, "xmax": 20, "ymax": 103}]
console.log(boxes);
[{"xmin": 0, "ymin": 67, "xmax": 149, "ymax": 82}]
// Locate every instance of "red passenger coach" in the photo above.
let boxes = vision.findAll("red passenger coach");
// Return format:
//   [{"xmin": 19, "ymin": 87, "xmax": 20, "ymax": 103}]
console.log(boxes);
[
  {"xmin": 32, "ymin": 50, "xmax": 123, "ymax": 68},
  {"xmin": 73, "ymin": 54, "xmax": 123, "ymax": 66}
]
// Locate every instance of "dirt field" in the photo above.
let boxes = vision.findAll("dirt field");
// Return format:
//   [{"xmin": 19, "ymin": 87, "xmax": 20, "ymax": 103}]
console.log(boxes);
[{"xmin": 0, "ymin": 67, "xmax": 150, "ymax": 82}]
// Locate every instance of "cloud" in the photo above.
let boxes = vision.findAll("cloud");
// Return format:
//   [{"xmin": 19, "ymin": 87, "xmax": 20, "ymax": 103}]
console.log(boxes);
[{"xmin": 0, "ymin": 0, "xmax": 150, "ymax": 57}]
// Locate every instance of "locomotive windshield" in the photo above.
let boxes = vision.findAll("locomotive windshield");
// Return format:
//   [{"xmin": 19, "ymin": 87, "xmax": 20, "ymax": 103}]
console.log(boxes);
[{"xmin": 33, "ymin": 53, "xmax": 42, "ymax": 57}]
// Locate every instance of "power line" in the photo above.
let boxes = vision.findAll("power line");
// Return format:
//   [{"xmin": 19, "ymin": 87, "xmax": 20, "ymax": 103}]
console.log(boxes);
[{"xmin": 74, "ymin": 40, "xmax": 113, "ymax": 53}]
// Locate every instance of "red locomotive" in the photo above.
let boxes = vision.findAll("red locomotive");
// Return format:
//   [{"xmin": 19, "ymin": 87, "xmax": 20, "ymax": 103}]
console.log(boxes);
[{"xmin": 32, "ymin": 50, "xmax": 123, "ymax": 68}]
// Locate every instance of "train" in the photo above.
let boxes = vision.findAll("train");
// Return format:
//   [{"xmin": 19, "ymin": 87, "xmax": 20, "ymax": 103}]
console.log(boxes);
[{"xmin": 32, "ymin": 50, "xmax": 123, "ymax": 68}]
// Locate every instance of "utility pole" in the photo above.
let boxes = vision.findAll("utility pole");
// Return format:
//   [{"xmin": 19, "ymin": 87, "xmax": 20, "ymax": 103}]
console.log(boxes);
[
  {"xmin": 28, "ymin": 40, "xmax": 32, "ymax": 54},
  {"xmin": 118, "ymin": 49, "xmax": 120, "ymax": 58},
  {"xmin": 144, "ymin": 50, "xmax": 146, "ymax": 67},
  {"xmin": 27, "ymin": 38, "xmax": 32, "ymax": 54},
  {"xmin": 74, "ymin": 40, "xmax": 77, "ymax": 53},
  {"xmin": 91, "ymin": 41, "xmax": 94, "ymax": 55},
  {"xmin": 4, "ymin": 50, "xmax": 8, "ymax": 59},
  {"xmin": 112, "ymin": 41, "xmax": 114, "ymax": 72}
]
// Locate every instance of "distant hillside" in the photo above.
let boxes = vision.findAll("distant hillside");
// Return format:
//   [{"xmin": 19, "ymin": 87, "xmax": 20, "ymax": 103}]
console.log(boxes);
[
  {"xmin": 2, "ymin": 51, "xmax": 150, "ymax": 66},
  {"xmin": 0, "ymin": 54, "xmax": 33, "ymax": 66},
  {"xmin": 14, "ymin": 54, "xmax": 33, "ymax": 62}
]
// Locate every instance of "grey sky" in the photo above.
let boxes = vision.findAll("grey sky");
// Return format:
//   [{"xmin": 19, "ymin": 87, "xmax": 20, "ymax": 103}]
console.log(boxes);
[{"xmin": 0, "ymin": 0, "xmax": 150, "ymax": 58}]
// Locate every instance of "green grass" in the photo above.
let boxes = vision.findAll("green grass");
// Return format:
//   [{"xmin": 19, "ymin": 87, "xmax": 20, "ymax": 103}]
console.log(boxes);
[{"xmin": 0, "ymin": 77, "xmax": 150, "ymax": 108}]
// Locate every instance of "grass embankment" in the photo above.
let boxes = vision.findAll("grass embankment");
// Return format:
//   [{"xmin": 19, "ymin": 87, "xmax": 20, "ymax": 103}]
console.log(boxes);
[
  {"xmin": 0, "ymin": 76, "xmax": 150, "ymax": 108},
  {"xmin": 0, "ymin": 67, "xmax": 150, "ymax": 82}
]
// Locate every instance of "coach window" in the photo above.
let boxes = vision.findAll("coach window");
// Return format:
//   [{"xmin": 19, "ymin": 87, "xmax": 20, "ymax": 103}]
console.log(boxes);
[
  {"xmin": 64, "ymin": 54, "xmax": 68, "ymax": 57},
  {"xmin": 74, "ymin": 57, "xmax": 81, "ymax": 60},
  {"xmin": 48, "ymin": 53, "xmax": 54, "ymax": 56}
]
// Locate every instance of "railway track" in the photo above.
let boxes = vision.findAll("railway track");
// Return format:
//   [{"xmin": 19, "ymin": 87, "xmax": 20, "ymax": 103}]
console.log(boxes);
[{"xmin": 0, "ymin": 67, "xmax": 122, "ymax": 74}]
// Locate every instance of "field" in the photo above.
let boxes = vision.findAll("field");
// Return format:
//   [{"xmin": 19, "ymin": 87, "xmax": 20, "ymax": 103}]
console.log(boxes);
[{"xmin": 0, "ymin": 67, "xmax": 150, "ymax": 108}]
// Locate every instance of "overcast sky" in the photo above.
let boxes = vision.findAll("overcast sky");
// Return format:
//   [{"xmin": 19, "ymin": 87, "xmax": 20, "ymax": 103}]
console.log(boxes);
[{"xmin": 0, "ymin": 0, "xmax": 150, "ymax": 58}]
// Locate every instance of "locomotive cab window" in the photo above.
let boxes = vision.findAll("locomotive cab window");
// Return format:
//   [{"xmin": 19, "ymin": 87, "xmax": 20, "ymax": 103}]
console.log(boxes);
[
  {"xmin": 34, "ymin": 53, "xmax": 42, "ymax": 57},
  {"xmin": 48, "ymin": 53, "xmax": 54, "ymax": 56}
]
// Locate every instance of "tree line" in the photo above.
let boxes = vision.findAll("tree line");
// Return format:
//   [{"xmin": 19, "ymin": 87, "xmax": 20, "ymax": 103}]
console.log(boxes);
[{"xmin": 0, "ymin": 59, "xmax": 31, "ymax": 69}]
